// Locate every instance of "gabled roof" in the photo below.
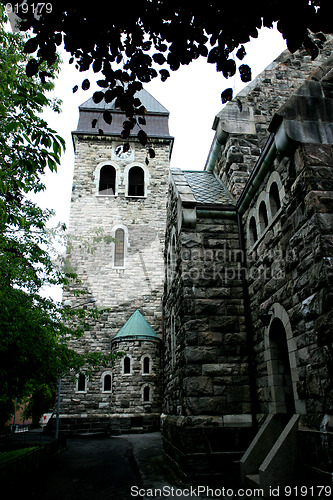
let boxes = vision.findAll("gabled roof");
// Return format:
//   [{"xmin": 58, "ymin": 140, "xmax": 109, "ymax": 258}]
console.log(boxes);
[{"xmin": 113, "ymin": 310, "xmax": 159, "ymax": 341}]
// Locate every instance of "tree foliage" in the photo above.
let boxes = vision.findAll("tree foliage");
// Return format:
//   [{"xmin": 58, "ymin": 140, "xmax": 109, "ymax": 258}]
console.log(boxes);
[
  {"xmin": 0, "ymin": 8, "xmax": 111, "ymax": 430},
  {"xmin": 2, "ymin": 0, "xmax": 331, "ymax": 145}
]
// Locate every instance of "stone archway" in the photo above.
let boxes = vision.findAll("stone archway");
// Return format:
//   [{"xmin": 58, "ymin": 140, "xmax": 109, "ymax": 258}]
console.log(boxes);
[{"xmin": 264, "ymin": 303, "xmax": 306, "ymax": 414}]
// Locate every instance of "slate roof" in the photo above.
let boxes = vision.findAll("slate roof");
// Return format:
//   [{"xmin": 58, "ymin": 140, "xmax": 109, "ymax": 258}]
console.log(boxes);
[
  {"xmin": 183, "ymin": 171, "xmax": 235, "ymax": 206},
  {"xmin": 74, "ymin": 88, "xmax": 172, "ymax": 139},
  {"xmin": 79, "ymin": 89, "xmax": 169, "ymax": 114},
  {"xmin": 113, "ymin": 310, "xmax": 159, "ymax": 341}
]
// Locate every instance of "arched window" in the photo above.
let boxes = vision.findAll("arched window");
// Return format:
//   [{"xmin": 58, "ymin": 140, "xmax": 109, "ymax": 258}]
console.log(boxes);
[
  {"xmin": 249, "ymin": 216, "xmax": 258, "ymax": 246},
  {"xmin": 103, "ymin": 374, "xmax": 112, "ymax": 392},
  {"xmin": 258, "ymin": 201, "xmax": 268, "ymax": 233},
  {"xmin": 128, "ymin": 166, "xmax": 144, "ymax": 196},
  {"xmin": 123, "ymin": 356, "xmax": 131, "ymax": 374},
  {"xmin": 99, "ymin": 165, "xmax": 116, "ymax": 195},
  {"xmin": 114, "ymin": 228, "xmax": 125, "ymax": 267},
  {"xmin": 143, "ymin": 385, "xmax": 150, "ymax": 402},
  {"xmin": 77, "ymin": 373, "xmax": 86, "ymax": 392},
  {"xmin": 269, "ymin": 182, "xmax": 281, "ymax": 217},
  {"xmin": 143, "ymin": 356, "xmax": 150, "ymax": 374}
]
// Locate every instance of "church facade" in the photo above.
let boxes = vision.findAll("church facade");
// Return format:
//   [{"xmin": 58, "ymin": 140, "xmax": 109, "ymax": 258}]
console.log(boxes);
[{"xmin": 58, "ymin": 38, "xmax": 333, "ymax": 489}]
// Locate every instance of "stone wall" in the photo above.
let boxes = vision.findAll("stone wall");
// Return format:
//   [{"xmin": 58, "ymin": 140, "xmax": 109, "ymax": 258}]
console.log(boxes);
[
  {"xmin": 64, "ymin": 135, "xmax": 170, "ymax": 321},
  {"xmin": 162, "ymin": 173, "xmax": 254, "ymax": 478},
  {"xmin": 214, "ymin": 38, "xmax": 333, "ymax": 200},
  {"xmin": 59, "ymin": 134, "xmax": 171, "ymax": 423},
  {"xmin": 242, "ymin": 143, "xmax": 333, "ymax": 418},
  {"xmin": 111, "ymin": 338, "xmax": 161, "ymax": 415},
  {"xmin": 162, "ymin": 38, "xmax": 333, "ymax": 482}
]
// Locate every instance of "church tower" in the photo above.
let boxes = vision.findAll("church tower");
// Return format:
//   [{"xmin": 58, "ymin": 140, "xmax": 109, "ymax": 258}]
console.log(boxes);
[{"xmin": 59, "ymin": 89, "xmax": 173, "ymax": 434}]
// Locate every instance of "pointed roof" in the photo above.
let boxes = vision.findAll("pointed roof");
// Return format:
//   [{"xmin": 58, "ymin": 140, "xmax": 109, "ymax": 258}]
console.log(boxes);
[
  {"xmin": 73, "ymin": 88, "xmax": 173, "ymax": 140},
  {"xmin": 79, "ymin": 88, "xmax": 169, "ymax": 115},
  {"xmin": 113, "ymin": 310, "xmax": 159, "ymax": 341}
]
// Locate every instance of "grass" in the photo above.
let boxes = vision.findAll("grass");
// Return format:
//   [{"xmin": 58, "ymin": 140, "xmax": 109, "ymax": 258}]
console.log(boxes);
[{"xmin": 0, "ymin": 447, "xmax": 37, "ymax": 466}]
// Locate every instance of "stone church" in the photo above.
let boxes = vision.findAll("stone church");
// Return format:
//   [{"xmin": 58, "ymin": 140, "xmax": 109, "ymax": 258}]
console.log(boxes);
[{"xmin": 58, "ymin": 37, "xmax": 333, "ymax": 491}]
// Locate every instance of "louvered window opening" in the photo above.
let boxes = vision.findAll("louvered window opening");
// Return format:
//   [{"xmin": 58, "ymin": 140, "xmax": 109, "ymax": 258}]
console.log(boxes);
[
  {"xmin": 128, "ymin": 167, "xmax": 144, "ymax": 196},
  {"xmin": 114, "ymin": 228, "xmax": 125, "ymax": 267},
  {"xmin": 99, "ymin": 165, "xmax": 116, "ymax": 195}
]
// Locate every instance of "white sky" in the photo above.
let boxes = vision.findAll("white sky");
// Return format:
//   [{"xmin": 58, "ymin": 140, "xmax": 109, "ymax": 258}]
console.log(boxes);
[{"xmin": 37, "ymin": 26, "xmax": 287, "ymax": 227}]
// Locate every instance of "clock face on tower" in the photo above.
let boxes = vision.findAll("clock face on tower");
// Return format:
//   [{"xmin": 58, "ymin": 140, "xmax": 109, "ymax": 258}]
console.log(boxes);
[{"xmin": 114, "ymin": 144, "xmax": 132, "ymax": 160}]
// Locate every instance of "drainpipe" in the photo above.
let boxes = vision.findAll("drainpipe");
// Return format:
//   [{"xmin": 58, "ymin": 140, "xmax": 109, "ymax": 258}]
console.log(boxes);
[
  {"xmin": 234, "ymin": 119, "xmax": 296, "ymax": 430},
  {"xmin": 237, "ymin": 210, "xmax": 259, "ymax": 432},
  {"xmin": 237, "ymin": 119, "xmax": 296, "ymax": 216},
  {"xmin": 205, "ymin": 120, "xmax": 228, "ymax": 172},
  {"xmin": 237, "ymin": 133, "xmax": 276, "ymax": 216}
]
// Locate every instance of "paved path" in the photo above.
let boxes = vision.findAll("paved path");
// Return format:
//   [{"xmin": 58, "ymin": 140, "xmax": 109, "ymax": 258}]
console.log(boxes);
[{"xmin": 15, "ymin": 433, "xmax": 262, "ymax": 500}]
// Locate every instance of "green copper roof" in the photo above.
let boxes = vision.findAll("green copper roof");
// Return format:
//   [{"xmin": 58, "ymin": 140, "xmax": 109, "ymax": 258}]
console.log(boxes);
[{"xmin": 113, "ymin": 310, "xmax": 158, "ymax": 340}]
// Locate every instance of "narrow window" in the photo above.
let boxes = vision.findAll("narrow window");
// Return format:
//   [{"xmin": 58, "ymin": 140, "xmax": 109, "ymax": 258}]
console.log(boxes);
[
  {"xmin": 249, "ymin": 216, "xmax": 258, "ymax": 246},
  {"xmin": 269, "ymin": 182, "xmax": 281, "ymax": 217},
  {"xmin": 128, "ymin": 166, "xmax": 144, "ymax": 196},
  {"xmin": 143, "ymin": 386, "xmax": 150, "ymax": 402},
  {"xmin": 143, "ymin": 356, "xmax": 150, "ymax": 374},
  {"xmin": 124, "ymin": 356, "xmax": 131, "ymax": 374},
  {"xmin": 77, "ymin": 373, "xmax": 86, "ymax": 392},
  {"xmin": 103, "ymin": 374, "xmax": 112, "ymax": 392},
  {"xmin": 114, "ymin": 228, "xmax": 125, "ymax": 267},
  {"xmin": 170, "ymin": 233, "xmax": 176, "ymax": 281},
  {"xmin": 99, "ymin": 165, "xmax": 116, "ymax": 195},
  {"xmin": 170, "ymin": 312, "xmax": 176, "ymax": 368},
  {"xmin": 259, "ymin": 201, "xmax": 268, "ymax": 233}
]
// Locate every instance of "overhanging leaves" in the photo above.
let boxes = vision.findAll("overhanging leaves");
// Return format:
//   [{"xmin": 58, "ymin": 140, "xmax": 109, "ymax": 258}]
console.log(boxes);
[{"xmin": 10, "ymin": 1, "xmax": 331, "ymax": 142}]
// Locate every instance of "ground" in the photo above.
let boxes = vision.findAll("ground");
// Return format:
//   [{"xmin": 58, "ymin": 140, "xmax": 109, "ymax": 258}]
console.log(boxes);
[{"xmin": 12, "ymin": 432, "xmax": 264, "ymax": 500}]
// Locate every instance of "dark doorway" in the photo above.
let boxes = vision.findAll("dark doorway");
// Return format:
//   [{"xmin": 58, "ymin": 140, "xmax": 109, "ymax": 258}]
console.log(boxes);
[{"xmin": 269, "ymin": 318, "xmax": 295, "ymax": 414}]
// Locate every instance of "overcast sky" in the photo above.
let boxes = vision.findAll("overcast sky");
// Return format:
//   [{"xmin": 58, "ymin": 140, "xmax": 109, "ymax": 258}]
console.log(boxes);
[{"xmin": 37, "ymin": 26, "xmax": 287, "ymax": 227}]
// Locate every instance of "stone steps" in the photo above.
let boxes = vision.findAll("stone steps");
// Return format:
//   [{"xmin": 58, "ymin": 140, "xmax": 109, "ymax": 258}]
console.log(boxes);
[{"xmin": 245, "ymin": 473, "xmax": 260, "ymax": 487}]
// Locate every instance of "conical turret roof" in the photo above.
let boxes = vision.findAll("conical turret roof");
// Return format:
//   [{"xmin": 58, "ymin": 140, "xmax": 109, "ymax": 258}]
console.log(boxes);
[{"xmin": 113, "ymin": 310, "xmax": 158, "ymax": 341}]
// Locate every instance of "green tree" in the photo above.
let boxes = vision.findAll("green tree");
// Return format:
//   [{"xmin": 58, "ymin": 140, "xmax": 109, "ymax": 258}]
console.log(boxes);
[{"xmin": 0, "ymin": 8, "xmax": 109, "ymax": 431}]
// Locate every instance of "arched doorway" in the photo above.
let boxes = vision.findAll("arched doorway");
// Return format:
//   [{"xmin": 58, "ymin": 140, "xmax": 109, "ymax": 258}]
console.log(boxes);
[
  {"xmin": 264, "ymin": 303, "xmax": 306, "ymax": 415},
  {"xmin": 269, "ymin": 318, "xmax": 295, "ymax": 414}
]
